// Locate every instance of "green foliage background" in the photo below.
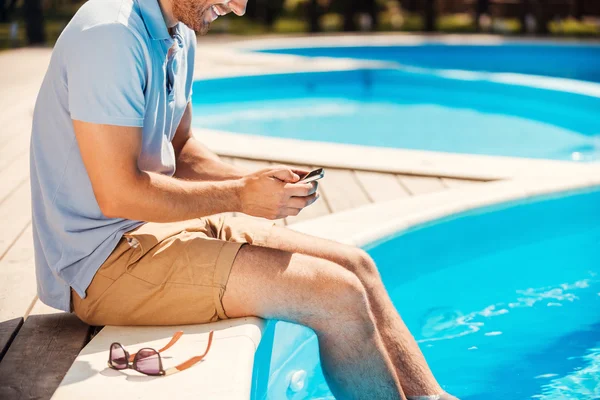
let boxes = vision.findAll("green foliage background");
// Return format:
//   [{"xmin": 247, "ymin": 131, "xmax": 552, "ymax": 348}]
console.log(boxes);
[{"xmin": 0, "ymin": 0, "xmax": 598, "ymax": 49}]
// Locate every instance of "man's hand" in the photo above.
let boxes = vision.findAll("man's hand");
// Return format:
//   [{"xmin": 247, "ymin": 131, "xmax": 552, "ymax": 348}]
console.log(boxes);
[{"xmin": 239, "ymin": 166, "xmax": 319, "ymax": 220}]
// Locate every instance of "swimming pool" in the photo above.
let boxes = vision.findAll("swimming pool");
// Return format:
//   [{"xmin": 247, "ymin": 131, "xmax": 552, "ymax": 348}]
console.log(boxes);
[
  {"xmin": 259, "ymin": 43, "xmax": 600, "ymax": 83},
  {"xmin": 191, "ymin": 67, "xmax": 600, "ymax": 161},
  {"xmin": 250, "ymin": 187, "xmax": 600, "ymax": 399}
]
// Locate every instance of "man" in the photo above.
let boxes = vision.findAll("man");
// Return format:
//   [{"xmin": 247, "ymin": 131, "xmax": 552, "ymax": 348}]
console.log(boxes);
[{"xmin": 30, "ymin": 0, "xmax": 457, "ymax": 399}]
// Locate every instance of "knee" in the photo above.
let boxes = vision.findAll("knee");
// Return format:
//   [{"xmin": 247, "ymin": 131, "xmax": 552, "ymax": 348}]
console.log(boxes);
[
  {"xmin": 344, "ymin": 247, "xmax": 381, "ymax": 287},
  {"xmin": 312, "ymin": 270, "xmax": 375, "ymax": 333}
]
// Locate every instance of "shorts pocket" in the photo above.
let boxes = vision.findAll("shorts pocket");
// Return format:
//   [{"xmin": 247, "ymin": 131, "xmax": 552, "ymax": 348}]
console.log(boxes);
[{"xmin": 122, "ymin": 233, "xmax": 144, "ymax": 265}]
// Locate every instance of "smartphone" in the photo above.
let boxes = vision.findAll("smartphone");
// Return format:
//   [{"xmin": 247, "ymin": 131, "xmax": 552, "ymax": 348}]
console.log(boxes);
[{"xmin": 298, "ymin": 168, "xmax": 324, "ymax": 183}]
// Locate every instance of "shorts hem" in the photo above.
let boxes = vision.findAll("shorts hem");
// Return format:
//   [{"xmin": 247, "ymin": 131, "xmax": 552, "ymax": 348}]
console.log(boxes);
[{"xmin": 212, "ymin": 241, "xmax": 245, "ymax": 320}]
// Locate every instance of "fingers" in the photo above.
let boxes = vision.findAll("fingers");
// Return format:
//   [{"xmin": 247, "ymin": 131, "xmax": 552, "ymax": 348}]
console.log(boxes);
[
  {"xmin": 290, "ymin": 167, "xmax": 311, "ymax": 179},
  {"xmin": 288, "ymin": 192, "xmax": 319, "ymax": 209},
  {"xmin": 285, "ymin": 181, "xmax": 318, "ymax": 197},
  {"xmin": 272, "ymin": 193, "xmax": 320, "ymax": 219},
  {"xmin": 280, "ymin": 207, "xmax": 301, "ymax": 218},
  {"xmin": 267, "ymin": 167, "xmax": 300, "ymax": 183}
]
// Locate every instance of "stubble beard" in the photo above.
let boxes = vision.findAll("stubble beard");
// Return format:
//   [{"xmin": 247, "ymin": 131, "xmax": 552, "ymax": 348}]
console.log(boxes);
[{"xmin": 172, "ymin": 0, "xmax": 213, "ymax": 35}]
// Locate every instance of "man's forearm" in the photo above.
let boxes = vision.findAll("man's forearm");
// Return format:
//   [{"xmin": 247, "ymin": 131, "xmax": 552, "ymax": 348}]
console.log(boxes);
[
  {"xmin": 174, "ymin": 136, "xmax": 248, "ymax": 181},
  {"xmin": 100, "ymin": 170, "xmax": 242, "ymax": 223}
]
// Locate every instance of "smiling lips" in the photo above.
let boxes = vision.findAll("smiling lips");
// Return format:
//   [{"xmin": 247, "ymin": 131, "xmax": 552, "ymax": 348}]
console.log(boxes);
[{"xmin": 206, "ymin": 3, "xmax": 228, "ymax": 23}]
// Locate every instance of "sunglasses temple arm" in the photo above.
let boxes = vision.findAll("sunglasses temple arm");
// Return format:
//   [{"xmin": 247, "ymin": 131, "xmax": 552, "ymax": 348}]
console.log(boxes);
[
  {"xmin": 158, "ymin": 331, "xmax": 184, "ymax": 353},
  {"xmin": 128, "ymin": 331, "xmax": 185, "ymax": 363},
  {"xmin": 163, "ymin": 331, "xmax": 214, "ymax": 376}
]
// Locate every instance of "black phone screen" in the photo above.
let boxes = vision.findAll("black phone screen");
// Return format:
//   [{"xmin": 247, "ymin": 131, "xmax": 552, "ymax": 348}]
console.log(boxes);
[{"xmin": 299, "ymin": 168, "xmax": 324, "ymax": 182}]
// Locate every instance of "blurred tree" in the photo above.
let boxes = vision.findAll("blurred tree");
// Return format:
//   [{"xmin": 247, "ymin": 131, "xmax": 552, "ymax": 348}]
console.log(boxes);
[
  {"xmin": 339, "ymin": 0, "xmax": 378, "ymax": 32},
  {"xmin": 254, "ymin": 0, "xmax": 284, "ymax": 28},
  {"xmin": 404, "ymin": 0, "xmax": 418, "ymax": 13},
  {"xmin": 475, "ymin": 0, "xmax": 489, "ymax": 32},
  {"xmin": 519, "ymin": 0, "xmax": 530, "ymax": 33},
  {"xmin": 245, "ymin": 0, "xmax": 259, "ymax": 20},
  {"xmin": 534, "ymin": 0, "xmax": 550, "ymax": 34},
  {"xmin": 423, "ymin": 0, "xmax": 436, "ymax": 31},
  {"xmin": 307, "ymin": 0, "xmax": 321, "ymax": 32},
  {"xmin": 24, "ymin": 0, "xmax": 46, "ymax": 44},
  {"xmin": 342, "ymin": 0, "xmax": 357, "ymax": 31},
  {"xmin": 0, "ymin": 0, "xmax": 18, "ymax": 22},
  {"xmin": 572, "ymin": 0, "xmax": 584, "ymax": 20},
  {"xmin": 265, "ymin": 0, "xmax": 285, "ymax": 26},
  {"xmin": 365, "ymin": 0, "xmax": 378, "ymax": 30}
]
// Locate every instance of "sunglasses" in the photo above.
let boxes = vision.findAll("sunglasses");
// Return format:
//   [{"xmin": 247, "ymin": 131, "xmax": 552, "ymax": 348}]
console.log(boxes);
[{"xmin": 108, "ymin": 330, "xmax": 214, "ymax": 376}]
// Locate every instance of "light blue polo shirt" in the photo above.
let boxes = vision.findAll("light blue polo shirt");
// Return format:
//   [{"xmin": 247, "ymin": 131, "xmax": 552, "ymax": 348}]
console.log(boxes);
[{"xmin": 30, "ymin": 0, "xmax": 196, "ymax": 312}]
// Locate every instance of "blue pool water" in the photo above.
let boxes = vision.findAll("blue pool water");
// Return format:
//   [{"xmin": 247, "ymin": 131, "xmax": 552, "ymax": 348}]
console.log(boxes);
[
  {"xmin": 192, "ymin": 67, "xmax": 600, "ymax": 161},
  {"xmin": 259, "ymin": 43, "xmax": 600, "ymax": 83},
  {"xmin": 251, "ymin": 188, "xmax": 600, "ymax": 400}
]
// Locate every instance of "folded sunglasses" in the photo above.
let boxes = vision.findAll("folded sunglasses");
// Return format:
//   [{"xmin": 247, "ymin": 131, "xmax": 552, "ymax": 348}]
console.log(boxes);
[{"xmin": 108, "ymin": 330, "xmax": 214, "ymax": 376}]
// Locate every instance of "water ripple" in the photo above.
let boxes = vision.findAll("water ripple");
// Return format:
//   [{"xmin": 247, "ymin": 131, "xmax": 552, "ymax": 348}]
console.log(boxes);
[
  {"xmin": 418, "ymin": 278, "xmax": 596, "ymax": 344},
  {"xmin": 533, "ymin": 347, "xmax": 600, "ymax": 399}
]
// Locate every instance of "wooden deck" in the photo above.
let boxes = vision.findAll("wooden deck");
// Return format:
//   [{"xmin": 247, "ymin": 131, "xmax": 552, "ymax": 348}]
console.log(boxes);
[
  {"xmin": 0, "ymin": 47, "xmax": 488, "ymax": 399},
  {"xmin": 223, "ymin": 157, "xmax": 486, "ymax": 227}
]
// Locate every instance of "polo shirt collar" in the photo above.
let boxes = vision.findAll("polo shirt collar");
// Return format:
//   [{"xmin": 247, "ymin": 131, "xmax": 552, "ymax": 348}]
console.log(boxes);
[{"xmin": 138, "ymin": 0, "xmax": 170, "ymax": 40}]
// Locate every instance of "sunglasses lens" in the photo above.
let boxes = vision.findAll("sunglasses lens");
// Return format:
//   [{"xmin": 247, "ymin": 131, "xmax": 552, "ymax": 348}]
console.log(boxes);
[
  {"xmin": 109, "ymin": 344, "xmax": 128, "ymax": 370},
  {"xmin": 136, "ymin": 349, "xmax": 160, "ymax": 375}
]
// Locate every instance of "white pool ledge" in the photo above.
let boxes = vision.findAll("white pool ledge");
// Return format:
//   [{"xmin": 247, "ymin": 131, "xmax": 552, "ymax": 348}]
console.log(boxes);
[
  {"xmin": 54, "ymin": 318, "xmax": 265, "ymax": 400},
  {"xmin": 290, "ymin": 174, "xmax": 600, "ymax": 248},
  {"xmin": 195, "ymin": 128, "xmax": 600, "ymax": 181}
]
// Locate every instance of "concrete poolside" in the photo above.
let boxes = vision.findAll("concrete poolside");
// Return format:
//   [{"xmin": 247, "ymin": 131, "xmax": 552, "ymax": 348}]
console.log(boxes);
[{"xmin": 1, "ymin": 34, "xmax": 600, "ymax": 399}]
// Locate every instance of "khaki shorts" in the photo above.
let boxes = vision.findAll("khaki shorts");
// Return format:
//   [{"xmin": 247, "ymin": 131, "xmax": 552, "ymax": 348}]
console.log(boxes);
[{"xmin": 72, "ymin": 215, "xmax": 274, "ymax": 326}]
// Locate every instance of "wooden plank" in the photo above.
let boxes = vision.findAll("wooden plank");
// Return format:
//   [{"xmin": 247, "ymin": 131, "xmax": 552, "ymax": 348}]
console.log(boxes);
[
  {"xmin": 0, "ymin": 153, "xmax": 29, "ymax": 206},
  {"xmin": 0, "ymin": 317, "xmax": 23, "ymax": 363},
  {"xmin": 0, "ymin": 84, "xmax": 36, "ymax": 139},
  {"xmin": 0, "ymin": 49, "xmax": 51, "ymax": 95},
  {"xmin": 441, "ymin": 178, "xmax": 486, "ymax": 189},
  {"xmin": 354, "ymin": 171, "xmax": 411, "ymax": 202},
  {"xmin": 284, "ymin": 165, "xmax": 331, "ymax": 225},
  {"xmin": 318, "ymin": 168, "xmax": 370, "ymax": 213},
  {"xmin": 0, "ymin": 183, "xmax": 31, "ymax": 260},
  {"xmin": 0, "ymin": 313, "xmax": 90, "ymax": 400},
  {"xmin": 0, "ymin": 225, "xmax": 37, "ymax": 325},
  {"xmin": 0, "ymin": 141, "xmax": 28, "ymax": 173},
  {"xmin": 0, "ymin": 107, "xmax": 32, "ymax": 147},
  {"xmin": 0, "ymin": 114, "xmax": 31, "ymax": 167},
  {"xmin": 397, "ymin": 175, "xmax": 446, "ymax": 196}
]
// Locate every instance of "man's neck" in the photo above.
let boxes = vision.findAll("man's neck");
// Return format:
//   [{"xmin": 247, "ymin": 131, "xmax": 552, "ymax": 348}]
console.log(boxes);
[{"xmin": 157, "ymin": 0, "xmax": 178, "ymax": 30}]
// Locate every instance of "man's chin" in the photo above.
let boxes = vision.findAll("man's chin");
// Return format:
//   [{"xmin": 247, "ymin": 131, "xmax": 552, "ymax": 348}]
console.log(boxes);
[
  {"xmin": 198, "ymin": 22, "xmax": 211, "ymax": 35},
  {"xmin": 191, "ymin": 18, "xmax": 212, "ymax": 35},
  {"xmin": 179, "ymin": 16, "xmax": 211, "ymax": 35}
]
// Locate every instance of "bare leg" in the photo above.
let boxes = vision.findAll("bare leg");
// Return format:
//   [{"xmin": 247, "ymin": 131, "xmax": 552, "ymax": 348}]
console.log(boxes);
[
  {"xmin": 222, "ymin": 245, "xmax": 406, "ymax": 400},
  {"xmin": 263, "ymin": 226, "xmax": 445, "ymax": 397}
]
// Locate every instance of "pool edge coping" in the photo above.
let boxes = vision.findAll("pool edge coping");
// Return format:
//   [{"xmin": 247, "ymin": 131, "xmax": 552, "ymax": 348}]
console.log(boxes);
[{"xmin": 194, "ymin": 128, "xmax": 600, "ymax": 181}]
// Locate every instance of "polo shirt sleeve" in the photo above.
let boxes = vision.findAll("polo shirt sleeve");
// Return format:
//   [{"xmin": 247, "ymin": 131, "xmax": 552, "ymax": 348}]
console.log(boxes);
[{"xmin": 67, "ymin": 23, "xmax": 147, "ymax": 127}]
